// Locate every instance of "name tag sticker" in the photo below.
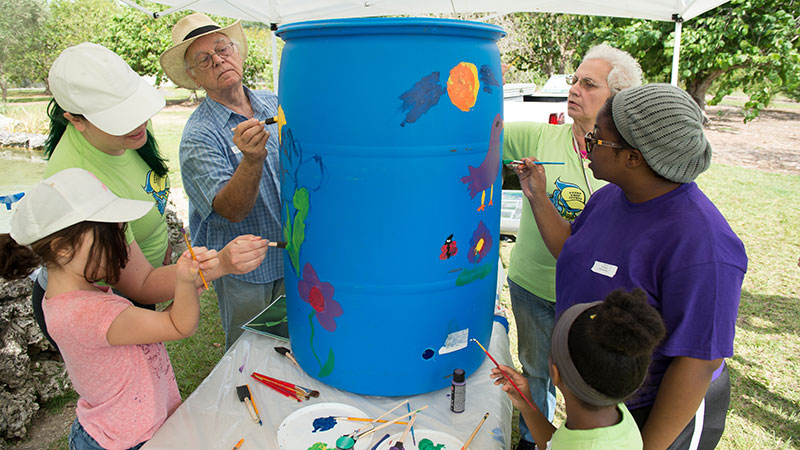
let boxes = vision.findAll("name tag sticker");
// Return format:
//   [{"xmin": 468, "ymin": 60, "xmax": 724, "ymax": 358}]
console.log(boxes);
[{"xmin": 591, "ymin": 261, "xmax": 618, "ymax": 278}]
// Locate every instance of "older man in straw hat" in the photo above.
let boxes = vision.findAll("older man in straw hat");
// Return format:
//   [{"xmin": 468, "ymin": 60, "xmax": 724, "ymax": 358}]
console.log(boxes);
[{"xmin": 161, "ymin": 13, "xmax": 285, "ymax": 348}]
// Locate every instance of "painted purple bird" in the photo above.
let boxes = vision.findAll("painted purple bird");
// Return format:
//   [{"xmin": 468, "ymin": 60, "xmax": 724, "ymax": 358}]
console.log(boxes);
[{"xmin": 461, "ymin": 113, "xmax": 503, "ymax": 211}]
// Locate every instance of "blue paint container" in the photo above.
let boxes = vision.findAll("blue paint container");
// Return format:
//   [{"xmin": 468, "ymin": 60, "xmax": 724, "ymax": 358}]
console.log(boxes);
[{"xmin": 276, "ymin": 18, "xmax": 504, "ymax": 395}]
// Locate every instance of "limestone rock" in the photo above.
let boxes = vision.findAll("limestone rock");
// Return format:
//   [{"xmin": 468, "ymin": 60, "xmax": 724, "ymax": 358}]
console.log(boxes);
[
  {"xmin": 0, "ymin": 386, "xmax": 38, "ymax": 439},
  {"xmin": 31, "ymin": 360, "xmax": 72, "ymax": 402},
  {"xmin": 165, "ymin": 204, "xmax": 187, "ymax": 264},
  {"xmin": 0, "ymin": 278, "xmax": 31, "ymax": 301}
]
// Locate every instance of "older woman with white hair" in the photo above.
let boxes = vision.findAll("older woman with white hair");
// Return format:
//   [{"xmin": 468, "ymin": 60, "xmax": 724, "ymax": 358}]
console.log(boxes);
[{"xmin": 503, "ymin": 44, "xmax": 642, "ymax": 450}]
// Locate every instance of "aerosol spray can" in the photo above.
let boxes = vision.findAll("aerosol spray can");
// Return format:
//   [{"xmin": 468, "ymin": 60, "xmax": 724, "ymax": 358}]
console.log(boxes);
[{"xmin": 450, "ymin": 368, "xmax": 466, "ymax": 413}]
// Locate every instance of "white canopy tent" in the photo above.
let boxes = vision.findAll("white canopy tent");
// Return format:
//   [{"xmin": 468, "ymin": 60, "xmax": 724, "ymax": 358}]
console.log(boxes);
[{"xmin": 124, "ymin": 0, "xmax": 732, "ymax": 89}]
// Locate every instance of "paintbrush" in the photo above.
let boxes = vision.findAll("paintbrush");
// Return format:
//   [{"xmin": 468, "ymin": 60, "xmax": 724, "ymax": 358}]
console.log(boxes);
[
  {"xmin": 181, "ymin": 227, "xmax": 208, "ymax": 290},
  {"xmin": 230, "ymin": 116, "xmax": 278, "ymax": 132},
  {"xmin": 251, "ymin": 372, "xmax": 319, "ymax": 399},
  {"xmin": 250, "ymin": 373, "xmax": 303, "ymax": 401},
  {"xmin": 388, "ymin": 414, "xmax": 417, "ymax": 450},
  {"xmin": 503, "ymin": 159, "xmax": 565, "ymax": 166},
  {"xmin": 252, "ymin": 372, "xmax": 312, "ymax": 396},
  {"xmin": 471, "ymin": 338, "xmax": 538, "ymax": 412},
  {"xmin": 274, "ymin": 346, "xmax": 301, "ymax": 368},
  {"xmin": 350, "ymin": 399, "xmax": 409, "ymax": 437},
  {"xmin": 337, "ymin": 417, "xmax": 408, "ymax": 425},
  {"xmin": 267, "ymin": 240, "xmax": 287, "ymax": 248},
  {"xmin": 236, "ymin": 384, "xmax": 262, "ymax": 425},
  {"xmin": 254, "ymin": 378, "xmax": 303, "ymax": 401},
  {"xmin": 406, "ymin": 402, "xmax": 416, "ymax": 446},
  {"xmin": 356, "ymin": 406, "xmax": 428, "ymax": 439},
  {"xmin": 460, "ymin": 412, "xmax": 489, "ymax": 450}
]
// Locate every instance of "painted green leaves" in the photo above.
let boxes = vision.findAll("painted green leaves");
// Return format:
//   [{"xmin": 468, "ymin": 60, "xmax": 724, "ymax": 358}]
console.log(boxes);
[
  {"xmin": 284, "ymin": 187, "xmax": 309, "ymax": 274},
  {"xmin": 308, "ymin": 311, "xmax": 337, "ymax": 378}
]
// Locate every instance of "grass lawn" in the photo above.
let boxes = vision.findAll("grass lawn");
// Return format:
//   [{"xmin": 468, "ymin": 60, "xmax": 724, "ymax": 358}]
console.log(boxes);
[
  {"xmin": 10, "ymin": 99, "xmax": 799, "ymax": 449},
  {"xmin": 150, "ymin": 108, "xmax": 194, "ymax": 190},
  {"xmin": 698, "ymin": 165, "xmax": 800, "ymax": 449}
]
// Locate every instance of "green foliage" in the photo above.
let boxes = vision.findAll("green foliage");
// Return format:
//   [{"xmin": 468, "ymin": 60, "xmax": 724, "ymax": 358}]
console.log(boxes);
[
  {"xmin": 103, "ymin": 2, "xmax": 189, "ymax": 86},
  {"xmin": 49, "ymin": 0, "xmax": 119, "ymax": 48},
  {"xmin": 493, "ymin": 13, "xmax": 593, "ymax": 81},
  {"xmin": 0, "ymin": 0, "xmax": 52, "ymax": 96},
  {"xmin": 577, "ymin": 0, "xmax": 800, "ymax": 121},
  {"xmin": 101, "ymin": 8, "xmax": 274, "ymax": 89},
  {"xmin": 0, "ymin": 0, "xmax": 119, "ymax": 95},
  {"xmin": 242, "ymin": 26, "xmax": 275, "ymax": 89}
]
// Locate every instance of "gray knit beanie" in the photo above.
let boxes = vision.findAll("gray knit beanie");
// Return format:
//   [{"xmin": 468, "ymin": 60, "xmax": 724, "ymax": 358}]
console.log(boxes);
[{"xmin": 611, "ymin": 83, "xmax": 712, "ymax": 183}]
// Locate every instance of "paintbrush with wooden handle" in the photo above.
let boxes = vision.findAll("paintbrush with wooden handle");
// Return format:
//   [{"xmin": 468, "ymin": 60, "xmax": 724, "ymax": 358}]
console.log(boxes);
[{"xmin": 357, "ymin": 406, "xmax": 428, "ymax": 439}]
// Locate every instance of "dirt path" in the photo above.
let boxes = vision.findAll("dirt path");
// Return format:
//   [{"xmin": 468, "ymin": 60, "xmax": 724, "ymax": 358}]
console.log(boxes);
[
  {"xmin": 6, "ymin": 100, "xmax": 799, "ymax": 450},
  {"xmin": 703, "ymin": 103, "xmax": 800, "ymax": 175}
]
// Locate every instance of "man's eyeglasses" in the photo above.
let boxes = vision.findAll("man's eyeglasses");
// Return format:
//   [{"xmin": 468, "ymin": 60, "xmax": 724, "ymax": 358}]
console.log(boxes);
[
  {"xmin": 584, "ymin": 131, "xmax": 627, "ymax": 153},
  {"xmin": 189, "ymin": 41, "xmax": 236, "ymax": 71},
  {"xmin": 566, "ymin": 74, "xmax": 609, "ymax": 91}
]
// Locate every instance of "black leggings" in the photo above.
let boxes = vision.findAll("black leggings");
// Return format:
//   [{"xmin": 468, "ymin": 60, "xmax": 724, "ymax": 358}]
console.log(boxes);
[
  {"xmin": 630, "ymin": 364, "xmax": 730, "ymax": 450},
  {"xmin": 32, "ymin": 278, "xmax": 157, "ymax": 353}
]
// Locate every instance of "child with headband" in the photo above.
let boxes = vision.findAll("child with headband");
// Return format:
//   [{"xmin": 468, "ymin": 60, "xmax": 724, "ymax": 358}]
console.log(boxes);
[
  {"xmin": 0, "ymin": 168, "xmax": 209, "ymax": 450},
  {"xmin": 492, "ymin": 288, "xmax": 666, "ymax": 449}
]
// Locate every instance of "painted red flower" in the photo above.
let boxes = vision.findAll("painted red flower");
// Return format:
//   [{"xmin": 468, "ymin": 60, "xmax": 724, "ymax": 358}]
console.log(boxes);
[
  {"xmin": 298, "ymin": 263, "xmax": 343, "ymax": 332},
  {"xmin": 467, "ymin": 220, "xmax": 492, "ymax": 264}
]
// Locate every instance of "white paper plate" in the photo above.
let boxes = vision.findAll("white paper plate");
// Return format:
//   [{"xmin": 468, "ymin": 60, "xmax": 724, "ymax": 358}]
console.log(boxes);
[
  {"xmin": 373, "ymin": 429, "xmax": 465, "ymax": 450},
  {"xmin": 276, "ymin": 402, "xmax": 373, "ymax": 450}
]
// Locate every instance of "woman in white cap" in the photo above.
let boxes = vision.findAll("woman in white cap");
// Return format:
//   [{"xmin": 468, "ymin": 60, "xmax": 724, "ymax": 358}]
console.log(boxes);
[
  {"xmin": 1, "ymin": 168, "xmax": 207, "ymax": 450},
  {"xmin": 514, "ymin": 84, "xmax": 747, "ymax": 449},
  {"xmin": 32, "ymin": 43, "xmax": 268, "ymax": 349}
]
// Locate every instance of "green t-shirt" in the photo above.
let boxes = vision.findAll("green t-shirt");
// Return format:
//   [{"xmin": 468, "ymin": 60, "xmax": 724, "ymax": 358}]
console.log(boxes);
[
  {"xmin": 504, "ymin": 122, "xmax": 606, "ymax": 301},
  {"xmin": 44, "ymin": 125, "xmax": 170, "ymax": 268},
  {"xmin": 548, "ymin": 404, "xmax": 642, "ymax": 449}
]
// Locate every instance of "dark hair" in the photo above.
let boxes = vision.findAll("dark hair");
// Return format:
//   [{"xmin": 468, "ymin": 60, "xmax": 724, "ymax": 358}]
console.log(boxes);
[
  {"xmin": 568, "ymin": 288, "xmax": 667, "ymax": 404},
  {"xmin": 43, "ymin": 99, "xmax": 169, "ymax": 177},
  {"xmin": 0, "ymin": 222, "xmax": 130, "ymax": 285},
  {"xmin": 0, "ymin": 234, "xmax": 41, "ymax": 279}
]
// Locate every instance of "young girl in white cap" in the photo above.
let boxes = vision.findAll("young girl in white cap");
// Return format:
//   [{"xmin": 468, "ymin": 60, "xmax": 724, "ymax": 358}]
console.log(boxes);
[
  {"xmin": 492, "ymin": 288, "xmax": 666, "ymax": 449},
  {"xmin": 1, "ymin": 168, "xmax": 207, "ymax": 450},
  {"xmin": 32, "ymin": 42, "xmax": 268, "ymax": 350}
]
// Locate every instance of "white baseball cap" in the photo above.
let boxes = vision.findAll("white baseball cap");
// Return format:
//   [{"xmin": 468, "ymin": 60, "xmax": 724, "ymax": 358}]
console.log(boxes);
[
  {"xmin": 10, "ymin": 168, "xmax": 154, "ymax": 246},
  {"xmin": 49, "ymin": 42, "xmax": 166, "ymax": 136}
]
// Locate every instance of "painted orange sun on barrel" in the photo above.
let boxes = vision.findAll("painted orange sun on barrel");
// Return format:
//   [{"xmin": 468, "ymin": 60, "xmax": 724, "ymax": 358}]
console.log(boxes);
[{"xmin": 447, "ymin": 62, "xmax": 479, "ymax": 112}]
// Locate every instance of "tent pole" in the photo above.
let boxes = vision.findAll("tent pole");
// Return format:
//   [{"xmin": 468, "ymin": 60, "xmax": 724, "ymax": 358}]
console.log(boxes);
[
  {"xmin": 271, "ymin": 25, "xmax": 279, "ymax": 93},
  {"xmin": 670, "ymin": 15, "xmax": 683, "ymax": 86}
]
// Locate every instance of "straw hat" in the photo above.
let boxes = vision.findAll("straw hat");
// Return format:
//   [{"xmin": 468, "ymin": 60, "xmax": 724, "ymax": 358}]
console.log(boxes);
[{"xmin": 160, "ymin": 13, "xmax": 248, "ymax": 89}]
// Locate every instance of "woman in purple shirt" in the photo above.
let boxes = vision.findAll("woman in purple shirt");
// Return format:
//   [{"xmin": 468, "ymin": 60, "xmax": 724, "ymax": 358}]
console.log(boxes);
[{"xmin": 513, "ymin": 83, "xmax": 747, "ymax": 450}]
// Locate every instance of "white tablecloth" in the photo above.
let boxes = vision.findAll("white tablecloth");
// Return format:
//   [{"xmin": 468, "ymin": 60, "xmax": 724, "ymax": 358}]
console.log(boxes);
[{"xmin": 143, "ymin": 319, "xmax": 514, "ymax": 450}]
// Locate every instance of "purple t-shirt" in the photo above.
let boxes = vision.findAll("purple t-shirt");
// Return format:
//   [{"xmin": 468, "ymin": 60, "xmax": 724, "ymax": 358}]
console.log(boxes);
[{"xmin": 555, "ymin": 182, "xmax": 747, "ymax": 410}]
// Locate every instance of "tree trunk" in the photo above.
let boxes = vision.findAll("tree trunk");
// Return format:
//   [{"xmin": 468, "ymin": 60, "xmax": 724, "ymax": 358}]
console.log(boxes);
[{"xmin": 684, "ymin": 69, "xmax": 725, "ymax": 112}]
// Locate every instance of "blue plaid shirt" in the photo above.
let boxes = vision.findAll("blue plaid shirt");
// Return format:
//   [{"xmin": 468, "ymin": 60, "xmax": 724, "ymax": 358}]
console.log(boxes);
[{"xmin": 179, "ymin": 87, "xmax": 283, "ymax": 283}]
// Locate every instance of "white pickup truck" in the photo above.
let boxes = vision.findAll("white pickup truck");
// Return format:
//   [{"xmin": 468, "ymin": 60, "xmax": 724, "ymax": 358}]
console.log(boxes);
[{"xmin": 503, "ymin": 75, "xmax": 571, "ymax": 125}]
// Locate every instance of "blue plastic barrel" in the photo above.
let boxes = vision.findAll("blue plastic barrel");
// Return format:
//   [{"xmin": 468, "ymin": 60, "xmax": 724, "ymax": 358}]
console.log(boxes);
[{"xmin": 276, "ymin": 18, "xmax": 505, "ymax": 395}]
